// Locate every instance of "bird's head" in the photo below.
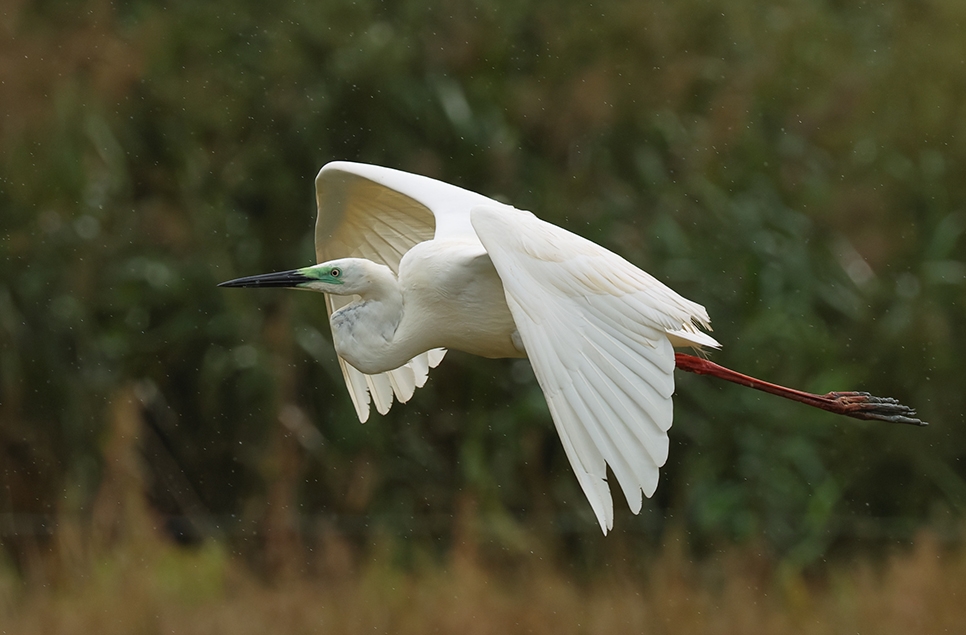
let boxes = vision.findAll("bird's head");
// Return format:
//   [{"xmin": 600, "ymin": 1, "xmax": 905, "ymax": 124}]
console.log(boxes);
[{"xmin": 218, "ymin": 258, "xmax": 393, "ymax": 296}]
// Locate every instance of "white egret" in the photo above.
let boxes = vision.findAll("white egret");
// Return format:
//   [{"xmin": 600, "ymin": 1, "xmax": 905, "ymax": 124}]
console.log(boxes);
[{"xmin": 220, "ymin": 161, "xmax": 923, "ymax": 534}]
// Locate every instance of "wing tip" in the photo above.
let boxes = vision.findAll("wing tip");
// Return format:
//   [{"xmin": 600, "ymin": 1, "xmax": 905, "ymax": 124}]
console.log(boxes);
[
  {"xmin": 592, "ymin": 496, "xmax": 615, "ymax": 536},
  {"xmin": 428, "ymin": 348, "xmax": 447, "ymax": 368}
]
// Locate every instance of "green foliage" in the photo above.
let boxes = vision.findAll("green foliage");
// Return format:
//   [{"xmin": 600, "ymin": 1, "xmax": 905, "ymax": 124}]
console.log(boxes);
[{"xmin": 2, "ymin": 0, "xmax": 965, "ymax": 568}]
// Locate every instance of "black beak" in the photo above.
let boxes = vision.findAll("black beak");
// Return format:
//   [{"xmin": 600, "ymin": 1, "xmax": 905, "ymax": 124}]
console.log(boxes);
[{"xmin": 218, "ymin": 269, "xmax": 312, "ymax": 288}]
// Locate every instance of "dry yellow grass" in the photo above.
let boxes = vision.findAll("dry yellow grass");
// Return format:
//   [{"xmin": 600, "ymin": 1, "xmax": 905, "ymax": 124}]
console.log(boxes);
[{"xmin": 1, "ymin": 528, "xmax": 963, "ymax": 635}]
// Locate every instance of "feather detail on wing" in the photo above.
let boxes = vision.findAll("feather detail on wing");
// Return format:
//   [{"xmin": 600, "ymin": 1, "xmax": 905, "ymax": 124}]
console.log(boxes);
[
  {"xmin": 316, "ymin": 163, "xmax": 461, "ymax": 422},
  {"xmin": 471, "ymin": 204, "xmax": 719, "ymax": 533}
]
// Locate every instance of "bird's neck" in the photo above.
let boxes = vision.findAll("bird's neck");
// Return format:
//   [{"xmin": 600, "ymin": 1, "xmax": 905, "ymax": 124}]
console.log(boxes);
[{"xmin": 329, "ymin": 271, "xmax": 413, "ymax": 375}]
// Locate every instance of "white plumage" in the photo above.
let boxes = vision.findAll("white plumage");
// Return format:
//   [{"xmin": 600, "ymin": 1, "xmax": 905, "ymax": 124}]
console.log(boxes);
[{"xmin": 223, "ymin": 161, "xmax": 720, "ymax": 534}]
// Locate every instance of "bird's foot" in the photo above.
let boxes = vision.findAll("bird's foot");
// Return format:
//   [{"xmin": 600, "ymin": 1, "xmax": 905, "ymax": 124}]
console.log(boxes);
[{"xmin": 821, "ymin": 392, "xmax": 926, "ymax": 426}]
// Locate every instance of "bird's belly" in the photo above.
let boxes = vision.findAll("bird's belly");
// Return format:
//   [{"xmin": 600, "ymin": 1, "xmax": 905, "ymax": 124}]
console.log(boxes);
[
  {"xmin": 439, "ymin": 298, "xmax": 523, "ymax": 359},
  {"xmin": 398, "ymin": 244, "xmax": 526, "ymax": 360},
  {"xmin": 420, "ymin": 271, "xmax": 524, "ymax": 359}
]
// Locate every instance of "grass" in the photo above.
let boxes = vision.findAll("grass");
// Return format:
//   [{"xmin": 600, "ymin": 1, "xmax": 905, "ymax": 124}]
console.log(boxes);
[
  {"xmin": 1, "ymin": 526, "xmax": 963, "ymax": 635},
  {"xmin": 5, "ymin": 387, "xmax": 957, "ymax": 634}
]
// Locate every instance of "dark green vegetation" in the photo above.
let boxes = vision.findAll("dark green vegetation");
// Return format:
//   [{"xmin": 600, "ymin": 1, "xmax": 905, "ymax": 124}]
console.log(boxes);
[{"xmin": 1, "ymin": 0, "xmax": 964, "ymax": 587}]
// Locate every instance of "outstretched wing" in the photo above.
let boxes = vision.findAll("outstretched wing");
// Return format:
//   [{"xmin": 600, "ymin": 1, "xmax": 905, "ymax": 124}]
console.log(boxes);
[
  {"xmin": 314, "ymin": 162, "xmax": 498, "ymax": 422},
  {"xmin": 471, "ymin": 204, "xmax": 720, "ymax": 533}
]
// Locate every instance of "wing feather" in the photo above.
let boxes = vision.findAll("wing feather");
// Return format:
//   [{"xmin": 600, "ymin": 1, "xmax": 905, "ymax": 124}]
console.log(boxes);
[
  {"xmin": 538, "ymin": 311, "xmax": 644, "ymax": 508},
  {"xmin": 578, "ymin": 318, "xmax": 673, "ymax": 450},
  {"xmin": 578, "ymin": 312, "xmax": 674, "ymax": 422},
  {"xmin": 515, "ymin": 308, "xmax": 613, "ymax": 531},
  {"xmin": 427, "ymin": 348, "xmax": 447, "ymax": 368},
  {"xmin": 365, "ymin": 372, "xmax": 394, "ymax": 415},
  {"xmin": 576, "ymin": 347, "xmax": 669, "ymax": 467},
  {"xmin": 472, "ymin": 204, "xmax": 719, "ymax": 532},
  {"xmin": 562, "ymin": 380, "xmax": 643, "ymax": 514},
  {"xmin": 409, "ymin": 353, "xmax": 430, "ymax": 386},
  {"xmin": 314, "ymin": 163, "xmax": 496, "ymax": 422},
  {"xmin": 337, "ymin": 355, "xmax": 373, "ymax": 423}
]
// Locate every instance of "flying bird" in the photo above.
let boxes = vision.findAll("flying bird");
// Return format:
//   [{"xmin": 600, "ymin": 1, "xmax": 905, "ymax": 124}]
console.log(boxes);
[{"xmin": 220, "ymin": 161, "xmax": 923, "ymax": 534}]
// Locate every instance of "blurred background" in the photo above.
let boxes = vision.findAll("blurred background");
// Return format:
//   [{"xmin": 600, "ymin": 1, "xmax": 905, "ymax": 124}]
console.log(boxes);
[{"xmin": 2, "ymin": 0, "xmax": 965, "ymax": 632}]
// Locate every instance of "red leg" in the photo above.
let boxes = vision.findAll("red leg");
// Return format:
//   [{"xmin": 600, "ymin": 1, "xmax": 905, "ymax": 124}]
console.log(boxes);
[{"xmin": 674, "ymin": 353, "xmax": 925, "ymax": 426}]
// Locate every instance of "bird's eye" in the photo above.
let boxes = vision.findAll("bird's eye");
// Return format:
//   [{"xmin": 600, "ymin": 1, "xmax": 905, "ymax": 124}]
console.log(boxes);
[{"xmin": 330, "ymin": 268, "xmax": 341, "ymax": 277}]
